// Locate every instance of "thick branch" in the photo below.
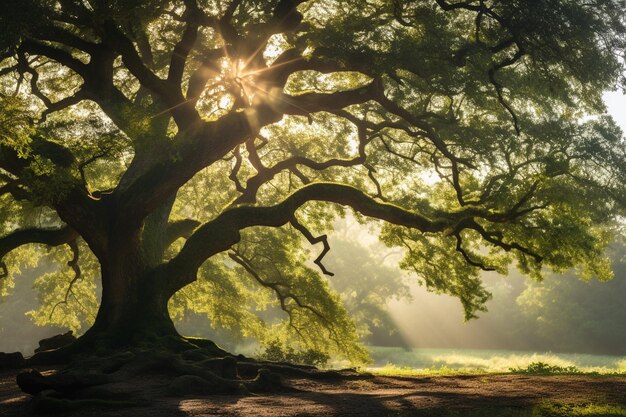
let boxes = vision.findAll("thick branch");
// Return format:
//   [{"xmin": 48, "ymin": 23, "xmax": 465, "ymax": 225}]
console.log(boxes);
[
  {"xmin": 41, "ymin": 88, "xmax": 90, "ymax": 121},
  {"xmin": 102, "ymin": 21, "xmax": 201, "ymax": 129},
  {"xmin": 0, "ymin": 226, "xmax": 78, "ymax": 278},
  {"xmin": 185, "ymin": 48, "xmax": 223, "ymax": 102},
  {"xmin": 37, "ymin": 24, "xmax": 98, "ymax": 54},
  {"xmin": 164, "ymin": 182, "xmax": 448, "ymax": 293},
  {"xmin": 163, "ymin": 170, "xmax": 553, "ymax": 294},
  {"xmin": 234, "ymin": 154, "xmax": 364, "ymax": 205},
  {"xmin": 278, "ymin": 82, "xmax": 378, "ymax": 116},
  {"xmin": 117, "ymin": 82, "xmax": 378, "ymax": 224},
  {"xmin": 19, "ymin": 40, "xmax": 88, "ymax": 77},
  {"xmin": 167, "ymin": 1, "xmax": 200, "ymax": 86}
]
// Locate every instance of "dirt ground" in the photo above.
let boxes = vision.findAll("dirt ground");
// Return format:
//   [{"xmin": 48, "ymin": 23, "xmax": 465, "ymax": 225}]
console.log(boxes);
[{"xmin": 1, "ymin": 367, "xmax": 625, "ymax": 416}]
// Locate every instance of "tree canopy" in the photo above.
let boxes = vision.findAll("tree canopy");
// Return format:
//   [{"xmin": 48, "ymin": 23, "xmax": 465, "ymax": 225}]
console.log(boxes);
[{"xmin": 0, "ymin": 0, "xmax": 625, "ymax": 362}]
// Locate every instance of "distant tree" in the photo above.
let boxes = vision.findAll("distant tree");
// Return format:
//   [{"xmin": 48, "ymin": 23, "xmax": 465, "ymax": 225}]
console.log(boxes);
[
  {"xmin": 0, "ymin": 0, "xmax": 625, "ymax": 400},
  {"xmin": 515, "ymin": 245, "xmax": 626, "ymax": 355},
  {"xmin": 389, "ymin": 245, "xmax": 626, "ymax": 355},
  {"xmin": 325, "ymin": 220, "xmax": 411, "ymax": 346}
]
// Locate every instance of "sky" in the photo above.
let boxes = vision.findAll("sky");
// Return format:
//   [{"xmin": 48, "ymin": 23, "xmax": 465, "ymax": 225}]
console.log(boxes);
[{"xmin": 604, "ymin": 90, "xmax": 626, "ymax": 131}]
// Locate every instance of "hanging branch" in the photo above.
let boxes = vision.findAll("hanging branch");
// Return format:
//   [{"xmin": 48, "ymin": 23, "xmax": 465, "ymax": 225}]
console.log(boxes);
[
  {"xmin": 66, "ymin": 239, "xmax": 81, "ymax": 281},
  {"xmin": 229, "ymin": 250, "xmax": 289, "ymax": 304},
  {"xmin": 228, "ymin": 146, "xmax": 246, "ymax": 193},
  {"xmin": 228, "ymin": 249, "xmax": 332, "ymax": 336},
  {"xmin": 454, "ymin": 232, "xmax": 496, "ymax": 271},
  {"xmin": 49, "ymin": 239, "xmax": 85, "ymax": 319},
  {"xmin": 289, "ymin": 215, "xmax": 334, "ymax": 277}
]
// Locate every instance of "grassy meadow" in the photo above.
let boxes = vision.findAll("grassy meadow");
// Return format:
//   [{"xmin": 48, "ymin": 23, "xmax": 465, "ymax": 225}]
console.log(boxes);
[{"xmin": 366, "ymin": 346, "xmax": 626, "ymax": 375}]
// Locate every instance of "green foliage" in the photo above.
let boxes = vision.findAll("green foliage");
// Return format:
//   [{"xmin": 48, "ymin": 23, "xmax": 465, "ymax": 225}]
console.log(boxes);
[
  {"xmin": 370, "ymin": 363, "xmax": 485, "ymax": 377},
  {"xmin": 380, "ymin": 224, "xmax": 497, "ymax": 320},
  {"xmin": 169, "ymin": 225, "xmax": 371, "ymax": 364},
  {"xmin": 26, "ymin": 240, "xmax": 98, "ymax": 333},
  {"xmin": 257, "ymin": 338, "xmax": 330, "ymax": 367},
  {"xmin": 367, "ymin": 345, "xmax": 626, "ymax": 374},
  {"xmin": 0, "ymin": 95, "xmax": 34, "ymax": 157},
  {"xmin": 168, "ymin": 253, "xmax": 267, "ymax": 344},
  {"xmin": 509, "ymin": 362, "xmax": 580, "ymax": 375},
  {"xmin": 0, "ymin": 264, "xmax": 68, "ymax": 353},
  {"xmin": 0, "ymin": 0, "xmax": 625, "ymax": 363}
]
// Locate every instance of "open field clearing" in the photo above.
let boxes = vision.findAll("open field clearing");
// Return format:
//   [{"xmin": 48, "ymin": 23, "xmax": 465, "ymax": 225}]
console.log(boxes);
[{"xmin": 367, "ymin": 347, "xmax": 626, "ymax": 375}]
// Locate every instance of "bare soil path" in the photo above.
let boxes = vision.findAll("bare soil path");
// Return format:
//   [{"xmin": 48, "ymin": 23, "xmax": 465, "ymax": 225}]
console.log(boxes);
[{"xmin": 1, "ymin": 368, "xmax": 625, "ymax": 416}]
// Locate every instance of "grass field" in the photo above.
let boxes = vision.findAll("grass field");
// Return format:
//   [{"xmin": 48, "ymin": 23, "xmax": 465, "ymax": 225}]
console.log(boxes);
[
  {"xmin": 366, "ymin": 346, "xmax": 626, "ymax": 374},
  {"xmin": 382, "ymin": 403, "xmax": 626, "ymax": 416},
  {"xmin": 364, "ymin": 348, "xmax": 626, "ymax": 415}
]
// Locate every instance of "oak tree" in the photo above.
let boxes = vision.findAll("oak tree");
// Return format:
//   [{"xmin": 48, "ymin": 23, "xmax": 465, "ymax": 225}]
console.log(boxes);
[{"xmin": 0, "ymin": 0, "xmax": 625, "ymax": 402}]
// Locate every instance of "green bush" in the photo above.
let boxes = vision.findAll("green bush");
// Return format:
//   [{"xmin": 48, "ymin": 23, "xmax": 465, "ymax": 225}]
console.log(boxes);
[
  {"xmin": 257, "ymin": 339, "xmax": 330, "ymax": 367},
  {"xmin": 510, "ymin": 361, "xmax": 580, "ymax": 375}
]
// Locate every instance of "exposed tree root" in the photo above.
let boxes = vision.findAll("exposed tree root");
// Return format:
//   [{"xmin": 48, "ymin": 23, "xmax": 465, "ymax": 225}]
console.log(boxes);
[{"xmin": 11, "ymin": 335, "xmax": 368, "ymax": 414}]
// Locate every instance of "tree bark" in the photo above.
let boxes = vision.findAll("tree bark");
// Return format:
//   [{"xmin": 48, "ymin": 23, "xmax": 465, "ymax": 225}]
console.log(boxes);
[{"xmin": 82, "ymin": 227, "xmax": 179, "ymax": 348}]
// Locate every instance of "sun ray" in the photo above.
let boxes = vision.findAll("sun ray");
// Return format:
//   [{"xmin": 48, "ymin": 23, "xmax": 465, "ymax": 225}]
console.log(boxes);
[
  {"xmin": 241, "ymin": 56, "xmax": 306, "ymax": 78},
  {"xmin": 245, "ymin": 82, "xmax": 313, "ymax": 115}
]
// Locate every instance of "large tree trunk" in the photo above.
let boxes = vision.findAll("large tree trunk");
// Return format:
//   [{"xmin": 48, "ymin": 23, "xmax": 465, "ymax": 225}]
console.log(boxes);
[
  {"xmin": 16, "ymin": 223, "xmax": 332, "ymax": 405},
  {"xmin": 82, "ymin": 227, "xmax": 179, "ymax": 348}
]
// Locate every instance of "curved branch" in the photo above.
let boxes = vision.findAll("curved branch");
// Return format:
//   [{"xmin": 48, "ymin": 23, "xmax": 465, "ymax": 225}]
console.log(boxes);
[
  {"xmin": 0, "ymin": 178, "xmax": 29, "ymax": 201},
  {"xmin": 228, "ymin": 146, "xmax": 246, "ymax": 193},
  {"xmin": 234, "ymin": 154, "xmax": 365, "ymax": 205},
  {"xmin": 164, "ymin": 172, "xmax": 553, "ymax": 295},
  {"xmin": 278, "ymin": 82, "xmax": 378, "ymax": 116},
  {"xmin": 66, "ymin": 239, "xmax": 81, "ymax": 280},
  {"xmin": 41, "ymin": 88, "xmax": 90, "ymax": 121},
  {"xmin": 488, "ymin": 49, "xmax": 525, "ymax": 135},
  {"xmin": 0, "ymin": 226, "xmax": 78, "ymax": 278},
  {"xmin": 164, "ymin": 182, "xmax": 449, "ymax": 293},
  {"xmin": 167, "ymin": 1, "xmax": 200, "ymax": 86},
  {"xmin": 0, "ymin": 226, "xmax": 77, "ymax": 258},
  {"xmin": 37, "ymin": 24, "xmax": 98, "ymax": 54},
  {"xmin": 185, "ymin": 48, "xmax": 223, "ymax": 102},
  {"xmin": 232, "ymin": 117, "xmax": 374, "ymax": 205},
  {"xmin": 102, "ymin": 21, "xmax": 201, "ymax": 129},
  {"xmin": 461, "ymin": 218, "xmax": 543, "ymax": 263}
]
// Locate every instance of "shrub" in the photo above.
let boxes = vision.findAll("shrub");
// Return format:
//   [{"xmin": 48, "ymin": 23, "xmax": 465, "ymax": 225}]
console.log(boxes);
[
  {"xmin": 257, "ymin": 339, "xmax": 330, "ymax": 367},
  {"xmin": 510, "ymin": 361, "xmax": 580, "ymax": 375}
]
